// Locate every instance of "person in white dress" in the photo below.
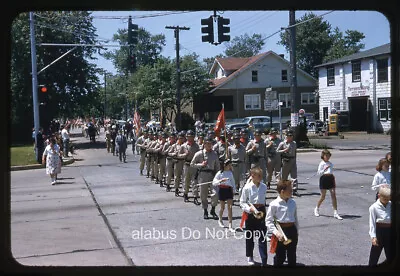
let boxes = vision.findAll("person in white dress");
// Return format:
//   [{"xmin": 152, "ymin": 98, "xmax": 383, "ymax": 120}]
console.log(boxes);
[
  {"xmin": 42, "ymin": 136, "xmax": 62, "ymax": 185},
  {"xmin": 371, "ymin": 158, "xmax": 391, "ymax": 200}
]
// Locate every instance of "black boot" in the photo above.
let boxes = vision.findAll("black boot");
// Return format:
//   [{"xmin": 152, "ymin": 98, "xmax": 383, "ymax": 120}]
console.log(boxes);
[
  {"xmin": 166, "ymin": 184, "xmax": 171, "ymax": 192},
  {"xmin": 175, "ymin": 188, "xmax": 180, "ymax": 197},
  {"xmin": 159, "ymin": 179, "xmax": 164, "ymax": 187},
  {"xmin": 210, "ymin": 207, "xmax": 219, "ymax": 220},
  {"xmin": 267, "ymin": 182, "xmax": 271, "ymax": 189},
  {"xmin": 183, "ymin": 193, "xmax": 189, "ymax": 202},
  {"xmin": 146, "ymin": 172, "xmax": 150, "ymax": 178},
  {"xmin": 140, "ymin": 170, "xmax": 143, "ymax": 176},
  {"xmin": 155, "ymin": 178, "xmax": 159, "ymax": 184},
  {"xmin": 203, "ymin": 209, "xmax": 209, "ymax": 219},
  {"xmin": 193, "ymin": 197, "xmax": 200, "ymax": 206}
]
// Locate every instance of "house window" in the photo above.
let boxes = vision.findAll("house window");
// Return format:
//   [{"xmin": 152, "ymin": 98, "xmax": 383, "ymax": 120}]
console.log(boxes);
[
  {"xmin": 352, "ymin": 61, "xmax": 361, "ymax": 82},
  {"xmin": 327, "ymin": 66, "xmax": 335, "ymax": 86},
  {"xmin": 244, "ymin": 94, "xmax": 261, "ymax": 110},
  {"xmin": 281, "ymin": 70, "xmax": 288, "ymax": 82},
  {"xmin": 377, "ymin": 58, "xmax": 388, "ymax": 83},
  {"xmin": 378, "ymin": 98, "xmax": 391, "ymax": 121},
  {"xmin": 251, "ymin": 71, "xmax": 258, "ymax": 82},
  {"xmin": 278, "ymin": 93, "xmax": 291, "ymax": 108},
  {"xmin": 301, "ymin": 93, "xmax": 315, "ymax": 105}
]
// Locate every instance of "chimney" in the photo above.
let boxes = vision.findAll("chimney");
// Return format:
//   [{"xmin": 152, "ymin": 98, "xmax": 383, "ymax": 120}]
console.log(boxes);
[{"xmin": 279, "ymin": 54, "xmax": 284, "ymax": 59}]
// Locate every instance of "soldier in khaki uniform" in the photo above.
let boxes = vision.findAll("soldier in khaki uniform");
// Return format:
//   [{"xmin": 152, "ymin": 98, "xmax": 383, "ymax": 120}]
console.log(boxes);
[
  {"xmin": 136, "ymin": 130, "xmax": 149, "ymax": 175},
  {"xmin": 213, "ymin": 133, "xmax": 229, "ymax": 170},
  {"xmin": 227, "ymin": 133, "xmax": 247, "ymax": 194},
  {"xmin": 169, "ymin": 132, "xmax": 186, "ymax": 196},
  {"xmin": 265, "ymin": 128, "xmax": 282, "ymax": 189},
  {"xmin": 246, "ymin": 129, "xmax": 267, "ymax": 183},
  {"xmin": 191, "ymin": 137, "xmax": 220, "ymax": 220},
  {"xmin": 165, "ymin": 132, "xmax": 177, "ymax": 192},
  {"xmin": 276, "ymin": 129, "xmax": 299, "ymax": 196},
  {"xmin": 182, "ymin": 130, "xmax": 200, "ymax": 203},
  {"xmin": 147, "ymin": 132, "xmax": 158, "ymax": 180},
  {"xmin": 154, "ymin": 132, "xmax": 168, "ymax": 186}
]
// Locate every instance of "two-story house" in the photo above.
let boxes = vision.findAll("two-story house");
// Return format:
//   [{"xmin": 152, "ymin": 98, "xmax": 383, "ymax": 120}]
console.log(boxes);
[
  {"xmin": 315, "ymin": 43, "xmax": 391, "ymax": 133},
  {"xmin": 193, "ymin": 51, "xmax": 318, "ymax": 122}
]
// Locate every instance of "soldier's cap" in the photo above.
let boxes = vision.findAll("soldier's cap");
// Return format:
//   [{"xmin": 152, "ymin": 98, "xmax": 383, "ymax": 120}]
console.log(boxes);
[
  {"xmin": 207, "ymin": 130, "xmax": 215, "ymax": 135},
  {"xmin": 254, "ymin": 129, "xmax": 262, "ymax": 135},
  {"xmin": 240, "ymin": 128, "xmax": 248, "ymax": 133},
  {"xmin": 224, "ymin": 159, "xmax": 232, "ymax": 166},
  {"xmin": 197, "ymin": 132, "xmax": 204, "ymax": 137},
  {"xmin": 270, "ymin": 128, "xmax": 278, "ymax": 134},
  {"xmin": 286, "ymin": 130, "xmax": 294, "ymax": 136},
  {"xmin": 143, "ymin": 129, "xmax": 148, "ymax": 133},
  {"xmin": 162, "ymin": 132, "xmax": 168, "ymax": 138},
  {"xmin": 233, "ymin": 134, "xmax": 240, "ymax": 139},
  {"xmin": 169, "ymin": 132, "xmax": 177, "ymax": 137},
  {"xmin": 204, "ymin": 136, "xmax": 214, "ymax": 143},
  {"xmin": 178, "ymin": 132, "xmax": 185, "ymax": 137},
  {"xmin": 186, "ymin": 130, "xmax": 195, "ymax": 136},
  {"xmin": 219, "ymin": 133, "xmax": 226, "ymax": 138}
]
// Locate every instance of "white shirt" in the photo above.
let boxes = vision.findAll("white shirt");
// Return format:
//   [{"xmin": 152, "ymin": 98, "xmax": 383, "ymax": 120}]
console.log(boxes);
[
  {"xmin": 371, "ymin": 171, "xmax": 391, "ymax": 191},
  {"xmin": 317, "ymin": 160, "xmax": 333, "ymax": 175},
  {"xmin": 239, "ymin": 180, "xmax": 267, "ymax": 214},
  {"xmin": 61, "ymin": 128, "xmax": 70, "ymax": 140},
  {"xmin": 265, "ymin": 195, "xmax": 299, "ymax": 236},
  {"xmin": 212, "ymin": 170, "xmax": 235, "ymax": 189},
  {"xmin": 369, "ymin": 199, "xmax": 391, "ymax": 238}
]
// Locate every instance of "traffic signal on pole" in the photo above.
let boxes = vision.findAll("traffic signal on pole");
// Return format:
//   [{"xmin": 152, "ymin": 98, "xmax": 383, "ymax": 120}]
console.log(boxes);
[
  {"xmin": 39, "ymin": 85, "xmax": 47, "ymax": 93},
  {"xmin": 201, "ymin": 16, "xmax": 214, "ymax": 43},
  {"xmin": 129, "ymin": 54, "xmax": 136, "ymax": 70},
  {"xmin": 131, "ymin": 23, "xmax": 138, "ymax": 45},
  {"xmin": 217, "ymin": 16, "xmax": 230, "ymax": 43}
]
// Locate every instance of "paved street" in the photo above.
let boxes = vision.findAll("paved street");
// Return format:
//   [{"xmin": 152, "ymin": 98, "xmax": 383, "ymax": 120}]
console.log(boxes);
[{"xmin": 10, "ymin": 129, "xmax": 392, "ymax": 267}]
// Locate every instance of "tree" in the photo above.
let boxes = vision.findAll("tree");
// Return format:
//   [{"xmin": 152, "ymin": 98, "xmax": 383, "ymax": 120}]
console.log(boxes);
[
  {"xmin": 11, "ymin": 11, "xmax": 102, "ymax": 142},
  {"xmin": 278, "ymin": 12, "xmax": 365, "ymax": 78},
  {"xmin": 224, "ymin": 33, "xmax": 265, "ymax": 57},
  {"xmin": 103, "ymin": 27, "xmax": 166, "ymax": 74}
]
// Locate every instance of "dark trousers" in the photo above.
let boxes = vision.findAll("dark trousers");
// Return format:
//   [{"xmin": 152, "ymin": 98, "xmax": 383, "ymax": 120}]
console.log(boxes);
[
  {"xmin": 274, "ymin": 225, "xmax": 298, "ymax": 266},
  {"xmin": 245, "ymin": 206, "xmax": 268, "ymax": 263},
  {"xmin": 63, "ymin": 139, "xmax": 69, "ymax": 157},
  {"xmin": 368, "ymin": 226, "xmax": 392, "ymax": 266}
]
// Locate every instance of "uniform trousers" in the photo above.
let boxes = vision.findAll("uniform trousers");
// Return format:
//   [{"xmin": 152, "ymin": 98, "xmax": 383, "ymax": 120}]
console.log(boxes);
[
  {"xmin": 274, "ymin": 224, "xmax": 298, "ymax": 266},
  {"xmin": 174, "ymin": 160, "xmax": 184, "ymax": 189},
  {"xmin": 368, "ymin": 225, "xmax": 392, "ymax": 266},
  {"xmin": 184, "ymin": 164, "xmax": 198, "ymax": 197},
  {"xmin": 139, "ymin": 150, "xmax": 146, "ymax": 171},
  {"xmin": 281, "ymin": 158, "xmax": 298, "ymax": 190},
  {"xmin": 232, "ymin": 163, "xmax": 244, "ymax": 191},
  {"xmin": 267, "ymin": 154, "xmax": 281, "ymax": 183},
  {"xmin": 245, "ymin": 206, "xmax": 268, "ymax": 263},
  {"xmin": 158, "ymin": 157, "xmax": 166, "ymax": 182},
  {"xmin": 199, "ymin": 171, "xmax": 218, "ymax": 209},
  {"xmin": 166, "ymin": 158, "xmax": 174, "ymax": 185}
]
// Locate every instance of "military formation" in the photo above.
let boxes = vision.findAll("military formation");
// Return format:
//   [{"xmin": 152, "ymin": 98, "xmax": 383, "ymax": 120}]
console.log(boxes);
[{"xmin": 134, "ymin": 126, "xmax": 299, "ymax": 219}]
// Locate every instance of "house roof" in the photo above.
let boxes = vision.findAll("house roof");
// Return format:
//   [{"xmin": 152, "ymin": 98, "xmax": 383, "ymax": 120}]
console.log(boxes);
[
  {"xmin": 315, "ymin": 43, "xmax": 391, "ymax": 68},
  {"xmin": 208, "ymin": 51, "xmax": 316, "ymax": 93}
]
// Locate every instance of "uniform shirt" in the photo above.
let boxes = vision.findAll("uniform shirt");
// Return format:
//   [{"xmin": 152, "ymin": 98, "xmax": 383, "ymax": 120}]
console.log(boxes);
[
  {"xmin": 245, "ymin": 139, "xmax": 267, "ymax": 160},
  {"xmin": 183, "ymin": 141, "xmax": 200, "ymax": 162},
  {"xmin": 213, "ymin": 170, "xmax": 235, "ymax": 189},
  {"xmin": 213, "ymin": 141, "xmax": 227, "ymax": 161},
  {"xmin": 136, "ymin": 135, "xmax": 146, "ymax": 151},
  {"xmin": 228, "ymin": 144, "xmax": 246, "ymax": 163},
  {"xmin": 265, "ymin": 195, "xmax": 299, "ymax": 236},
  {"xmin": 369, "ymin": 199, "xmax": 391, "ymax": 238},
  {"xmin": 277, "ymin": 139, "xmax": 297, "ymax": 158},
  {"xmin": 265, "ymin": 136, "xmax": 281, "ymax": 157},
  {"xmin": 317, "ymin": 160, "xmax": 333, "ymax": 175},
  {"xmin": 190, "ymin": 149, "xmax": 219, "ymax": 173},
  {"xmin": 371, "ymin": 171, "xmax": 391, "ymax": 191},
  {"xmin": 240, "ymin": 180, "xmax": 267, "ymax": 214}
]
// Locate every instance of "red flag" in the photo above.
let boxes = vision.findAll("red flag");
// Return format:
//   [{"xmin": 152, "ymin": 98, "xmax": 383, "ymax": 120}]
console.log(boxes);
[
  {"xmin": 214, "ymin": 106, "xmax": 225, "ymax": 138},
  {"xmin": 269, "ymin": 234, "xmax": 278, "ymax": 253},
  {"xmin": 239, "ymin": 211, "xmax": 248, "ymax": 229},
  {"xmin": 134, "ymin": 111, "xmax": 141, "ymax": 136}
]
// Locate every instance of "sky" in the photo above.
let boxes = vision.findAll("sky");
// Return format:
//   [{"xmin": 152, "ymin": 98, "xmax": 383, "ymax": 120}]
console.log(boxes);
[{"xmin": 91, "ymin": 10, "xmax": 390, "ymax": 75}]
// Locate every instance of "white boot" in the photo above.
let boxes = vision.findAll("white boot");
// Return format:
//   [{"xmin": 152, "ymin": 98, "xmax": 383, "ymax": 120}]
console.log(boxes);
[
  {"xmin": 218, "ymin": 220, "xmax": 224, "ymax": 228},
  {"xmin": 334, "ymin": 210, "xmax": 343, "ymax": 220}
]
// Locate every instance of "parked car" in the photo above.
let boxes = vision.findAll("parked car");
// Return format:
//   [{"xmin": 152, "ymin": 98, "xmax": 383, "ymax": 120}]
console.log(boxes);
[{"xmin": 226, "ymin": 116, "xmax": 272, "ymax": 132}]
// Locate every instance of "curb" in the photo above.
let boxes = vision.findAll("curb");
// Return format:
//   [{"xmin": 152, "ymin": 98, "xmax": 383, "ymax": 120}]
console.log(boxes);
[{"xmin": 10, "ymin": 157, "xmax": 75, "ymax": 171}]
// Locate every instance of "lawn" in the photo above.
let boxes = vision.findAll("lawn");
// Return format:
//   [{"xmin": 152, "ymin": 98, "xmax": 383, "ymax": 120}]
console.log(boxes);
[{"xmin": 10, "ymin": 145, "xmax": 40, "ymax": 166}]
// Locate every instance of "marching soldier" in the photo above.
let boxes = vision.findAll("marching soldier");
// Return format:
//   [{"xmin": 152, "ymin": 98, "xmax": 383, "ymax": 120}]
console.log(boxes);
[
  {"xmin": 145, "ymin": 131, "xmax": 155, "ymax": 178},
  {"xmin": 136, "ymin": 129, "xmax": 148, "ymax": 175},
  {"xmin": 182, "ymin": 130, "xmax": 200, "ymax": 203},
  {"xmin": 246, "ymin": 129, "xmax": 267, "ymax": 184},
  {"xmin": 146, "ymin": 132, "xmax": 158, "ymax": 180},
  {"xmin": 276, "ymin": 129, "xmax": 299, "ymax": 196},
  {"xmin": 105, "ymin": 126, "xmax": 112, "ymax": 153},
  {"xmin": 265, "ymin": 128, "xmax": 282, "ymax": 189},
  {"xmin": 196, "ymin": 132, "xmax": 205, "ymax": 150},
  {"xmin": 154, "ymin": 132, "xmax": 168, "ymax": 187},
  {"xmin": 169, "ymin": 132, "xmax": 186, "ymax": 196},
  {"xmin": 213, "ymin": 133, "xmax": 228, "ymax": 169},
  {"xmin": 228, "ymin": 133, "xmax": 247, "ymax": 194},
  {"xmin": 240, "ymin": 128, "xmax": 251, "ymax": 173},
  {"xmin": 191, "ymin": 137, "xmax": 220, "ymax": 220},
  {"xmin": 165, "ymin": 132, "xmax": 177, "ymax": 192}
]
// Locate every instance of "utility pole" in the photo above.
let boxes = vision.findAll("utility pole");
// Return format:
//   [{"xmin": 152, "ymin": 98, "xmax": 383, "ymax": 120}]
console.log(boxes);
[
  {"xmin": 29, "ymin": 12, "xmax": 41, "ymax": 163},
  {"xmin": 104, "ymin": 72, "xmax": 107, "ymax": 120},
  {"xmin": 289, "ymin": 10, "xmax": 298, "ymax": 131},
  {"xmin": 165, "ymin": 25, "xmax": 190, "ymax": 131}
]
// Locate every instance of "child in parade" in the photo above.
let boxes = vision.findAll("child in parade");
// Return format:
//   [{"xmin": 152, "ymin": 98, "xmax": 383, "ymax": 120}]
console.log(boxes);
[
  {"xmin": 371, "ymin": 158, "xmax": 391, "ymax": 200},
  {"xmin": 314, "ymin": 149, "xmax": 343, "ymax": 220}
]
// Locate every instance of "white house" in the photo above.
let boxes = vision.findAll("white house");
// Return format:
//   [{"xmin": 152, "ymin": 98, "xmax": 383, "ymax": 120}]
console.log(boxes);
[{"xmin": 315, "ymin": 43, "xmax": 391, "ymax": 133}]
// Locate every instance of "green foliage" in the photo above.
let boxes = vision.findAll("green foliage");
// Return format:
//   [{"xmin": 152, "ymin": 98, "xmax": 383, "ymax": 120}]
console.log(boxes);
[
  {"xmin": 278, "ymin": 12, "xmax": 365, "ymax": 78},
  {"xmin": 11, "ymin": 145, "xmax": 38, "ymax": 166},
  {"xmin": 224, "ymin": 33, "xmax": 265, "ymax": 57},
  {"xmin": 178, "ymin": 112, "xmax": 195, "ymax": 131}
]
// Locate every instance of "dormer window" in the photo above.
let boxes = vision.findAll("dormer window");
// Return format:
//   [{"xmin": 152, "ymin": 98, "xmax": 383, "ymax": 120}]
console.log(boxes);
[{"xmin": 252, "ymin": 70, "xmax": 258, "ymax": 82}]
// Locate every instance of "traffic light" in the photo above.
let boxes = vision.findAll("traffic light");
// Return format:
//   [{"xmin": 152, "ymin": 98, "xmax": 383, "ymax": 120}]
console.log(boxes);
[
  {"xmin": 130, "ymin": 23, "xmax": 138, "ymax": 45},
  {"xmin": 129, "ymin": 54, "xmax": 136, "ymax": 70},
  {"xmin": 201, "ymin": 16, "xmax": 214, "ymax": 44},
  {"xmin": 39, "ymin": 84, "xmax": 47, "ymax": 93},
  {"xmin": 217, "ymin": 16, "xmax": 230, "ymax": 43}
]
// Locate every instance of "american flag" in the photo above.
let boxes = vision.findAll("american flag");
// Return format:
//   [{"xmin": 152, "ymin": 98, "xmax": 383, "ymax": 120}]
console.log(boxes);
[{"xmin": 134, "ymin": 111, "xmax": 141, "ymax": 136}]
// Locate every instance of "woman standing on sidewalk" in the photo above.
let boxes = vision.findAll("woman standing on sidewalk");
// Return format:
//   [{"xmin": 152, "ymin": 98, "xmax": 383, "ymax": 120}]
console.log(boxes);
[{"xmin": 42, "ymin": 136, "xmax": 62, "ymax": 185}]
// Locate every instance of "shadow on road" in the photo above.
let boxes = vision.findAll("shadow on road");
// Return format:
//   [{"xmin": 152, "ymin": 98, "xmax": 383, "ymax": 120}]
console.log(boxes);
[{"xmin": 75, "ymin": 141, "xmax": 107, "ymax": 150}]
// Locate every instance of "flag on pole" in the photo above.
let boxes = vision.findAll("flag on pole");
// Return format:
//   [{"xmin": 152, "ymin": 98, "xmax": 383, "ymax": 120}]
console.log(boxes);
[
  {"xmin": 134, "ymin": 110, "xmax": 141, "ymax": 136},
  {"xmin": 214, "ymin": 103, "xmax": 225, "ymax": 138}
]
